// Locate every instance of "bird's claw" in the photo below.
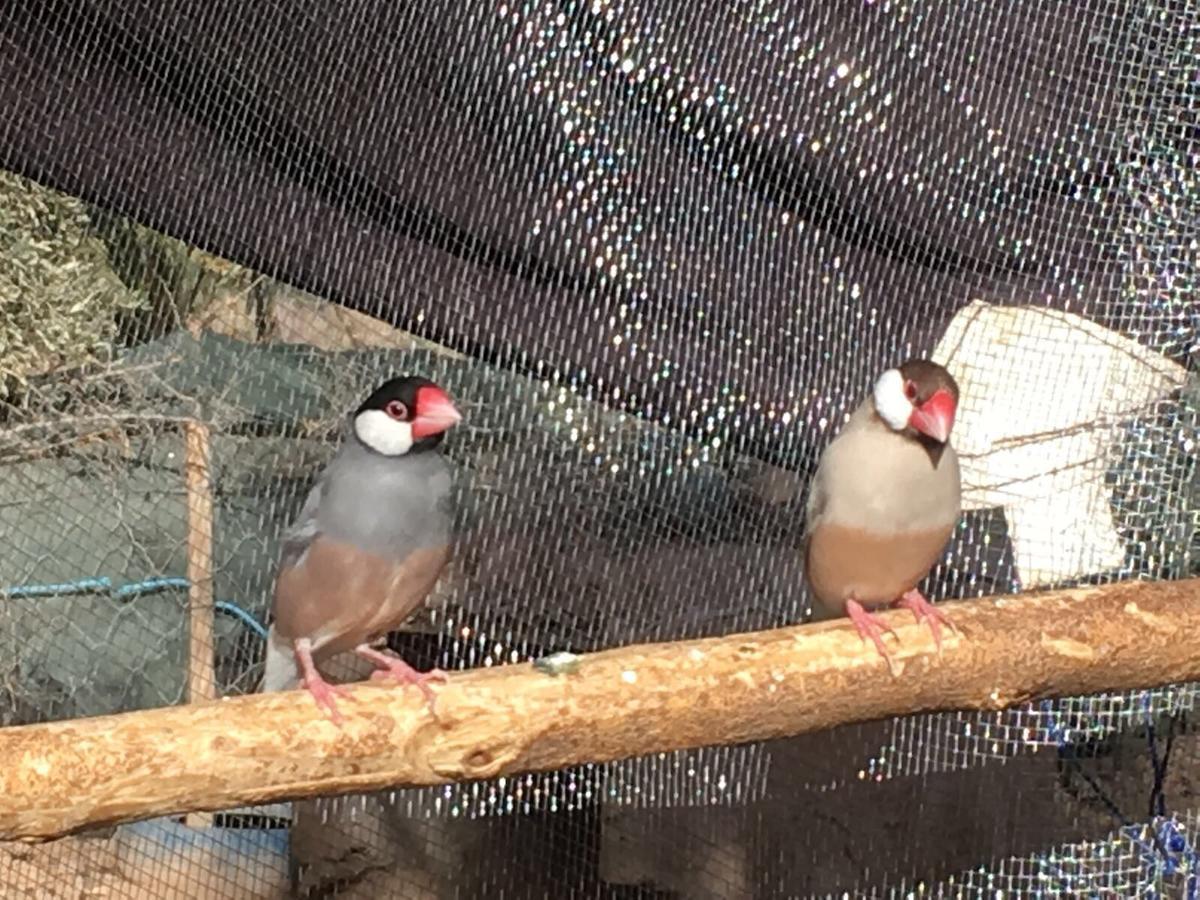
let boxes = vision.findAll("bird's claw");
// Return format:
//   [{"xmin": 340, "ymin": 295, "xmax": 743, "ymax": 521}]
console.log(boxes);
[
  {"xmin": 356, "ymin": 645, "xmax": 447, "ymax": 715},
  {"xmin": 369, "ymin": 660, "xmax": 447, "ymax": 696},
  {"xmin": 302, "ymin": 673, "xmax": 354, "ymax": 726},
  {"xmin": 894, "ymin": 589, "xmax": 956, "ymax": 653},
  {"xmin": 845, "ymin": 598, "xmax": 900, "ymax": 673},
  {"xmin": 294, "ymin": 638, "xmax": 354, "ymax": 726}
]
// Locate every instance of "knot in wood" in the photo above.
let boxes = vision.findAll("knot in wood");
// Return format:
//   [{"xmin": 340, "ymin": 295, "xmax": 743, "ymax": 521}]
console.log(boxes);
[{"xmin": 427, "ymin": 737, "xmax": 520, "ymax": 781}]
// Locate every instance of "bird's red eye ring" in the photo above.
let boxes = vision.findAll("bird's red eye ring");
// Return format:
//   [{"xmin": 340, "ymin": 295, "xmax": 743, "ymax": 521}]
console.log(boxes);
[
  {"xmin": 903, "ymin": 380, "xmax": 918, "ymax": 401},
  {"xmin": 384, "ymin": 400, "xmax": 408, "ymax": 420}
]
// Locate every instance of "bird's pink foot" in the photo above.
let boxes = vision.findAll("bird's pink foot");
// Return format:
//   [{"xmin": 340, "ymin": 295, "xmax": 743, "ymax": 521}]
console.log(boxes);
[
  {"xmin": 295, "ymin": 639, "xmax": 352, "ymax": 725},
  {"xmin": 894, "ymin": 588, "xmax": 956, "ymax": 652},
  {"xmin": 355, "ymin": 645, "xmax": 447, "ymax": 712},
  {"xmin": 846, "ymin": 598, "xmax": 899, "ymax": 671},
  {"xmin": 303, "ymin": 673, "xmax": 353, "ymax": 725}
]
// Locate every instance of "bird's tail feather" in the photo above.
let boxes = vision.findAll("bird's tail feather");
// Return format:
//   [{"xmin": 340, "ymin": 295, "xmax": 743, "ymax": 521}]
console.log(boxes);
[{"xmin": 260, "ymin": 625, "xmax": 300, "ymax": 693}]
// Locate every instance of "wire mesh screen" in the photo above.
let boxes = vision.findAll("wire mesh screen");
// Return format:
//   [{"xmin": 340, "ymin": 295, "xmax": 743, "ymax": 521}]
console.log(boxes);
[{"xmin": 0, "ymin": 0, "xmax": 1197, "ymax": 897}]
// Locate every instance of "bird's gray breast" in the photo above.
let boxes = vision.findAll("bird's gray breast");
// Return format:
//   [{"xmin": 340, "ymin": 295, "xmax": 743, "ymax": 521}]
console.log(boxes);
[{"xmin": 316, "ymin": 444, "xmax": 453, "ymax": 561}]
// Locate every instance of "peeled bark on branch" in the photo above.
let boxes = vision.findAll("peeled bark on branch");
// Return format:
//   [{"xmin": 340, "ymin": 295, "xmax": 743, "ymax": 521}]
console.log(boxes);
[{"xmin": 2, "ymin": 577, "xmax": 1198, "ymax": 842}]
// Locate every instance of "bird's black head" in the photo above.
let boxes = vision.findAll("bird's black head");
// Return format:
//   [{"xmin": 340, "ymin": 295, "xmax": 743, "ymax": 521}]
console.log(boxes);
[{"xmin": 352, "ymin": 375, "xmax": 462, "ymax": 456}]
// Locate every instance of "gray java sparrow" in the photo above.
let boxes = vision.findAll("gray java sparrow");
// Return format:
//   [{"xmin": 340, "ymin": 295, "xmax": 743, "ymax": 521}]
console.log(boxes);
[
  {"xmin": 261, "ymin": 375, "xmax": 461, "ymax": 722},
  {"xmin": 803, "ymin": 359, "xmax": 962, "ymax": 667}
]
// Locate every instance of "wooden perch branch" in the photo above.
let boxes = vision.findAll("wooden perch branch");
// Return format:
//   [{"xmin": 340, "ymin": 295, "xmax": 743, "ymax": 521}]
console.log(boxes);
[{"xmin": 2, "ymin": 577, "xmax": 1199, "ymax": 842}]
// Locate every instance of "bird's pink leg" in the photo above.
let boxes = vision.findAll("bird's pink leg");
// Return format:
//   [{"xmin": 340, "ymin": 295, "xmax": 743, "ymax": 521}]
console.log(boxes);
[
  {"xmin": 354, "ymin": 644, "xmax": 447, "ymax": 710},
  {"xmin": 845, "ymin": 598, "xmax": 899, "ymax": 669},
  {"xmin": 295, "ymin": 638, "xmax": 352, "ymax": 725},
  {"xmin": 893, "ymin": 588, "xmax": 956, "ymax": 652}
]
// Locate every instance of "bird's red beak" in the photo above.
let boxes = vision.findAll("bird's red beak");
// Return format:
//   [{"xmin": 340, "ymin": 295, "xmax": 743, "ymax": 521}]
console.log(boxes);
[
  {"xmin": 908, "ymin": 388, "xmax": 956, "ymax": 443},
  {"xmin": 411, "ymin": 385, "xmax": 462, "ymax": 438}
]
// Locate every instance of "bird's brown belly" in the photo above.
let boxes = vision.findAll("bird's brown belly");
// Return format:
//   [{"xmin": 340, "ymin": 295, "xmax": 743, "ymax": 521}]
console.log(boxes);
[
  {"xmin": 272, "ymin": 537, "xmax": 450, "ymax": 661},
  {"xmin": 805, "ymin": 521, "xmax": 953, "ymax": 611}
]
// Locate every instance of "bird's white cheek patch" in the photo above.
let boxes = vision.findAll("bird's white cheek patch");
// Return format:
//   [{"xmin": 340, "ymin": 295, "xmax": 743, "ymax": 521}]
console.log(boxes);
[
  {"xmin": 872, "ymin": 368, "xmax": 912, "ymax": 431},
  {"xmin": 354, "ymin": 410, "xmax": 414, "ymax": 456}
]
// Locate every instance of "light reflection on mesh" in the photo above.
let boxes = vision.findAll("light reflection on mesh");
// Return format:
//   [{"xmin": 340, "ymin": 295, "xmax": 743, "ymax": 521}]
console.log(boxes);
[{"xmin": 0, "ymin": 0, "xmax": 1196, "ymax": 895}]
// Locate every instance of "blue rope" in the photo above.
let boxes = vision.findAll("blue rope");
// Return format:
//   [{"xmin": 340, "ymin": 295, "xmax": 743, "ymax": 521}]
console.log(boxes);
[
  {"xmin": 115, "ymin": 576, "xmax": 193, "ymax": 598},
  {"xmin": 1125, "ymin": 818, "xmax": 1200, "ymax": 895},
  {"xmin": 1142, "ymin": 690, "xmax": 1182, "ymax": 821},
  {"xmin": 1, "ymin": 576, "xmax": 268, "ymax": 640},
  {"xmin": 2, "ymin": 577, "xmax": 113, "ymax": 598},
  {"xmin": 213, "ymin": 600, "xmax": 269, "ymax": 640},
  {"xmin": 1039, "ymin": 695, "xmax": 1199, "ymax": 890}
]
